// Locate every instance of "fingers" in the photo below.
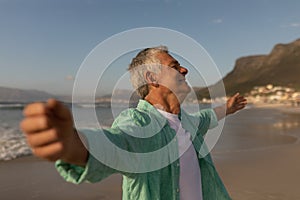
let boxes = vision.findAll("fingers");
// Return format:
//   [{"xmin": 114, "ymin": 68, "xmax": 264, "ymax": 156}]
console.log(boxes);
[
  {"xmin": 32, "ymin": 142, "xmax": 64, "ymax": 162},
  {"xmin": 21, "ymin": 99, "xmax": 73, "ymax": 133},
  {"xmin": 20, "ymin": 115, "xmax": 52, "ymax": 133},
  {"xmin": 22, "ymin": 99, "xmax": 71, "ymax": 123},
  {"xmin": 226, "ymin": 92, "xmax": 247, "ymax": 115},
  {"xmin": 25, "ymin": 128, "xmax": 60, "ymax": 147},
  {"xmin": 46, "ymin": 99, "xmax": 72, "ymax": 120},
  {"xmin": 236, "ymin": 95, "xmax": 247, "ymax": 104},
  {"xmin": 235, "ymin": 103, "xmax": 246, "ymax": 110},
  {"xmin": 20, "ymin": 99, "xmax": 78, "ymax": 163},
  {"xmin": 232, "ymin": 92, "xmax": 240, "ymax": 99},
  {"xmin": 23, "ymin": 102, "xmax": 49, "ymax": 117},
  {"xmin": 231, "ymin": 93, "xmax": 247, "ymax": 104},
  {"xmin": 238, "ymin": 96, "xmax": 247, "ymax": 104}
]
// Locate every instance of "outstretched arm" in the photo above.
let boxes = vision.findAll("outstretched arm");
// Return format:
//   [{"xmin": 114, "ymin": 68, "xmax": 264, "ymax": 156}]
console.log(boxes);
[{"xmin": 213, "ymin": 93, "xmax": 247, "ymax": 121}]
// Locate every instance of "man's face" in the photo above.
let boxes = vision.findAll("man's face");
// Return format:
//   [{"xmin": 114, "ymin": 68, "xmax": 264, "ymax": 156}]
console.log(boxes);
[{"xmin": 155, "ymin": 52, "xmax": 191, "ymax": 101}]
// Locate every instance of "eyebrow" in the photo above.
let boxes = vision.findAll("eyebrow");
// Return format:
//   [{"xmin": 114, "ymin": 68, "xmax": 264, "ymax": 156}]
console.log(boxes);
[{"xmin": 170, "ymin": 60, "xmax": 180, "ymax": 66}]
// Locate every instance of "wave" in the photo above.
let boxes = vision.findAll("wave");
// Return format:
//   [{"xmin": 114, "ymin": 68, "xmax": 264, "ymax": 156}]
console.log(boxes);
[
  {"xmin": 0, "ymin": 127, "xmax": 32, "ymax": 161},
  {"xmin": 75, "ymin": 103, "xmax": 111, "ymax": 108},
  {"xmin": 0, "ymin": 103, "xmax": 25, "ymax": 109},
  {"xmin": 0, "ymin": 124, "xmax": 113, "ymax": 161}
]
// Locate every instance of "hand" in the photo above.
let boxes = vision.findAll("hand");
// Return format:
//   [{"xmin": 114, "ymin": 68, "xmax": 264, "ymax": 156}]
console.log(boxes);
[
  {"xmin": 20, "ymin": 99, "xmax": 88, "ymax": 165},
  {"xmin": 226, "ymin": 93, "xmax": 247, "ymax": 115}
]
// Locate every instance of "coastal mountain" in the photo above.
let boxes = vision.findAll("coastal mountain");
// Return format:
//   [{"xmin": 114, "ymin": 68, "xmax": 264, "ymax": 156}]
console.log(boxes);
[
  {"xmin": 0, "ymin": 86, "xmax": 55, "ymax": 102},
  {"xmin": 196, "ymin": 38, "xmax": 300, "ymax": 98}
]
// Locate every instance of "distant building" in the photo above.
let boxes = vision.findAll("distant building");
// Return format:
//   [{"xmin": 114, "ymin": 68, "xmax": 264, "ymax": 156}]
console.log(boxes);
[{"xmin": 246, "ymin": 84, "xmax": 299, "ymax": 106}]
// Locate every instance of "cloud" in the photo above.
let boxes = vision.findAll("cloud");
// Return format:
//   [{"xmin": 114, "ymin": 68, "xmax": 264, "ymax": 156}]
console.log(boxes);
[
  {"xmin": 65, "ymin": 75, "xmax": 74, "ymax": 81},
  {"xmin": 212, "ymin": 18, "xmax": 223, "ymax": 24},
  {"xmin": 289, "ymin": 23, "xmax": 300, "ymax": 27},
  {"xmin": 281, "ymin": 22, "xmax": 300, "ymax": 28}
]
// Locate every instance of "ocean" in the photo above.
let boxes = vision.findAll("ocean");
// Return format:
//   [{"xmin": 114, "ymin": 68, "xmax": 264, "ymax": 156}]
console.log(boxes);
[{"xmin": 0, "ymin": 102, "xmax": 300, "ymax": 161}]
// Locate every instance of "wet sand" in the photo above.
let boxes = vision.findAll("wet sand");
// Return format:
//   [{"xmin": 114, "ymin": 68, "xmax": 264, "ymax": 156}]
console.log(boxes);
[
  {"xmin": 218, "ymin": 106, "xmax": 300, "ymax": 199},
  {"xmin": 0, "ymin": 156, "xmax": 122, "ymax": 200},
  {"xmin": 1, "ymin": 107, "xmax": 300, "ymax": 200},
  {"xmin": 216, "ymin": 142, "xmax": 300, "ymax": 200}
]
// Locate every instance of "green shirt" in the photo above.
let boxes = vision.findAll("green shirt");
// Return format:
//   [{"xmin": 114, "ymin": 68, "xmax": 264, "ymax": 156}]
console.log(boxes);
[{"xmin": 55, "ymin": 100, "xmax": 231, "ymax": 200}]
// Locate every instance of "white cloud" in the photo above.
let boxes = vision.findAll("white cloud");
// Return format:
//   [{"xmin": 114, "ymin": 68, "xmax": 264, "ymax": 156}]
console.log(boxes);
[
  {"xmin": 212, "ymin": 18, "xmax": 223, "ymax": 24},
  {"xmin": 65, "ymin": 75, "xmax": 74, "ymax": 81},
  {"xmin": 289, "ymin": 23, "xmax": 300, "ymax": 27},
  {"xmin": 281, "ymin": 22, "xmax": 300, "ymax": 28}
]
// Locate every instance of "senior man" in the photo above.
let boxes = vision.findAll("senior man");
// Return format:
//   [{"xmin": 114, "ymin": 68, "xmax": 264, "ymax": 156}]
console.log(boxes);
[{"xmin": 21, "ymin": 46, "xmax": 247, "ymax": 200}]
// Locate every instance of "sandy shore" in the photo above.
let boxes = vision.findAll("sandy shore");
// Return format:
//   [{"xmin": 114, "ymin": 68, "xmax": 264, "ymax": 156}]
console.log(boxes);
[
  {"xmin": 1, "ymin": 107, "xmax": 300, "ymax": 200},
  {"xmin": 215, "ymin": 106, "xmax": 300, "ymax": 200},
  {"xmin": 215, "ymin": 142, "xmax": 300, "ymax": 200},
  {"xmin": 2, "ymin": 144, "xmax": 300, "ymax": 200},
  {"xmin": 0, "ymin": 156, "xmax": 122, "ymax": 200}
]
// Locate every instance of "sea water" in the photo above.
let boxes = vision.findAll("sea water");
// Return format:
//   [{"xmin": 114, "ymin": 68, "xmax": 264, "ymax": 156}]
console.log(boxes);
[
  {"xmin": 0, "ymin": 104, "xmax": 31, "ymax": 160},
  {"xmin": 0, "ymin": 102, "xmax": 299, "ymax": 161},
  {"xmin": 0, "ymin": 102, "xmax": 128, "ymax": 161}
]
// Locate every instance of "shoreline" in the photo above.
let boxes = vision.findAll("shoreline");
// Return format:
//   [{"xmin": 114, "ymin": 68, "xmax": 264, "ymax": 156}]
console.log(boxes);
[{"xmin": 251, "ymin": 103, "xmax": 300, "ymax": 114}]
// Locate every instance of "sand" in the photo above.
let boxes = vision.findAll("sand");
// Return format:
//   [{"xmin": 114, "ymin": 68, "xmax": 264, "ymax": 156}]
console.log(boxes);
[
  {"xmin": 1, "ymin": 107, "xmax": 300, "ymax": 200},
  {"xmin": 0, "ymin": 156, "xmax": 122, "ymax": 200},
  {"xmin": 216, "ymin": 142, "xmax": 300, "ymax": 200}
]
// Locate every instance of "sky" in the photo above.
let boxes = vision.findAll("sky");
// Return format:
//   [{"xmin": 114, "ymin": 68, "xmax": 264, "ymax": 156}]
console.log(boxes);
[{"xmin": 1, "ymin": 0, "xmax": 300, "ymax": 96}]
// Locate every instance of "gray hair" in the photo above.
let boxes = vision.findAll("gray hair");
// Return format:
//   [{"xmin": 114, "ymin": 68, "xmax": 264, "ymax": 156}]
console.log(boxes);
[{"xmin": 128, "ymin": 46, "xmax": 168, "ymax": 99}]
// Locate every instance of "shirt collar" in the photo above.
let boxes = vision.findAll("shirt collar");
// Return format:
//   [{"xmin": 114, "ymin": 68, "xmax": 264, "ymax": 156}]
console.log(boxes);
[
  {"xmin": 136, "ymin": 100, "xmax": 168, "ymax": 128},
  {"xmin": 136, "ymin": 99, "xmax": 190, "ymax": 127}
]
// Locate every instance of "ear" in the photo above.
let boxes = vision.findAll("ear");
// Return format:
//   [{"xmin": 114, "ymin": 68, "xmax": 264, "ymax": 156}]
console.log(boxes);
[{"xmin": 145, "ymin": 71, "xmax": 159, "ymax": 87}]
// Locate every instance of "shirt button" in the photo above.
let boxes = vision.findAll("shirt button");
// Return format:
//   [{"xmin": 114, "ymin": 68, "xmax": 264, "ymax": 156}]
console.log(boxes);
[
  {"xmin": 176, "ymin": 188, "xmax": 180, "ymax": 193},
  {"xmin": 176, "ymin": 163, "xmax": 180, "ymax": 167}
]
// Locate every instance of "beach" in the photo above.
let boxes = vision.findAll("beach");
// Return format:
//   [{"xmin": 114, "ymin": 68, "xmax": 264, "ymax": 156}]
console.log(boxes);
[
  {"xmin": 0, "ymin": 156, "xmax": 122, "ymax": 200},
  {"xmin": 1, "ymin": 106, "xmax": 300, "ymax": 200},
  {"xmin": 216, "ymin": 141, "xmax": 300, "ymax": 200},
  {"xmin": 215, "ymin": 106, "xmax": 300, "ymax": 200}
]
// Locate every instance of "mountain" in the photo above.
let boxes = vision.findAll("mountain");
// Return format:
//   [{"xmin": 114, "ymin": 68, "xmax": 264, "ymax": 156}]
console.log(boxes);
[
  {"xmin": 0, "ymin": 86, "xmax": 56, "ymax": 102},
  {"xmin": 196, "ymin": 38, "xmax": 300, "ymax": 99}
]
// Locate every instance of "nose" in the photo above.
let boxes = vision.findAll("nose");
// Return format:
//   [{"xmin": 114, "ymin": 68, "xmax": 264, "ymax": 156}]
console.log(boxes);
[{"xmin": 179, "ymin": 66, "xmax": 188, "ymax": 76}]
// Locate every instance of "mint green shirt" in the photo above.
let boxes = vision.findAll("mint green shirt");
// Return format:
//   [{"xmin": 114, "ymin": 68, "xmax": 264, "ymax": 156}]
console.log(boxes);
[{"xmin": 55, "ymin": 100, "xmax": 231, "ymax": 200}]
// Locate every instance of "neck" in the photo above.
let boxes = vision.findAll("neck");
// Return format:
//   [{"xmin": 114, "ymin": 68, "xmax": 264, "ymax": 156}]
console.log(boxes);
[{"xmin": 144, "ymin": 90, "xmax": 181, "ymax": 114}]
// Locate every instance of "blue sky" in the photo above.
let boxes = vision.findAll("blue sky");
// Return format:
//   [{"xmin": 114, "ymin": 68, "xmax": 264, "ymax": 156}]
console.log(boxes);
[{"xmin": 1, "ymin": 0, "xmax": 300, "ymax": 96}]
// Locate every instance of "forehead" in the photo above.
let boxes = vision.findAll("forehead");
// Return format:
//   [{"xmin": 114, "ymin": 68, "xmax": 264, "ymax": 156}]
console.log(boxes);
[{"xmin": 155, "ymin": 52, "xmax": 179, "ymax": 66}]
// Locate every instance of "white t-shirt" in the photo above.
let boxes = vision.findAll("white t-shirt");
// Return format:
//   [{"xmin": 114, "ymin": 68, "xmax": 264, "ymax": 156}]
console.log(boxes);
[{"xmin": 157, "ymin": 109, "xmax": 203, "ymax": 200}]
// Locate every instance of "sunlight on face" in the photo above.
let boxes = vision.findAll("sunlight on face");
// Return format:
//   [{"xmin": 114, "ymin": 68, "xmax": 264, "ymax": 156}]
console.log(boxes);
[{"xmin": 155, "ymin": 52, "xmax": 191, "ymax": 101}]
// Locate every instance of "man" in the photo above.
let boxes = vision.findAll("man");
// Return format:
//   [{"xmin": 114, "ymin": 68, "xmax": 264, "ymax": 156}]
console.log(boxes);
[{"xmin": 21, "ymin": 46, "xmax": 247, "ymax": 200}]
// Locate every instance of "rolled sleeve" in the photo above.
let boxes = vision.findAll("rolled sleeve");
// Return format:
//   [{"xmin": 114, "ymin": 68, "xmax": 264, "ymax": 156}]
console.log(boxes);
[
  {"xmin": 55, "ymin": 128, "xmax": 118, "ymax": 184},
  {"xmin": 55, "ymin": 153, "xmax": 97, "ymax": 184}
]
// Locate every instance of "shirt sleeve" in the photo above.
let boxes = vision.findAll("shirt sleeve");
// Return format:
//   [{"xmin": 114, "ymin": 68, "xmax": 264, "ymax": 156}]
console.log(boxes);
[
  {"xmin": 208, "ymin": 108, "xmax": 218, "ymax": 129},
  {"xmin": 55, "ymin": 128, "xmax": 120, "ymax": 184},
  {"xmin": 189, "ymin": 108, "xmax": 219, "ymax": 136}
]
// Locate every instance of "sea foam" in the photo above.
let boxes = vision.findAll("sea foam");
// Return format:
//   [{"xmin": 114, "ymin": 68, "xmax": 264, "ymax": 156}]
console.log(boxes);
[{"xmin": 0, "ymin": 126, "xmax": 32, "ymax": 161}]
